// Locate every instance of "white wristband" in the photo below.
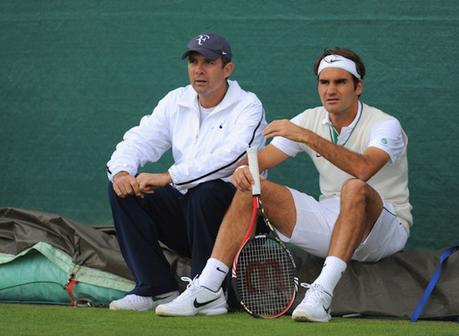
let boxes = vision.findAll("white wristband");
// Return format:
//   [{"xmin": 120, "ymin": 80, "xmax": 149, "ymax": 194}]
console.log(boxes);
[{"xmin": 235, "ymin": 165, "xmax": 248, "ymax": 172}]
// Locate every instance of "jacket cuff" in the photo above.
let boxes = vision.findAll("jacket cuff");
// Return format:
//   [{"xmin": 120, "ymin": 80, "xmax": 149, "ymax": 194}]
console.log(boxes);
[{"xmin": 106, "ymin": 164, "xmax": 137, "ymax": 182}]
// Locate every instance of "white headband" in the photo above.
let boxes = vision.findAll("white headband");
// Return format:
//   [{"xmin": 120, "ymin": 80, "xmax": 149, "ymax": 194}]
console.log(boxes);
[{"xmin": 317, "ymin": 54, "xmax": 361, "ymax": 79}]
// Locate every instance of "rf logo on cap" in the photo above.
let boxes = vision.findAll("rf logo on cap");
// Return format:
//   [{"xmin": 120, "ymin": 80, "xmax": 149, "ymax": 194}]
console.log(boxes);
[
  {"xmin": 196, "ymin": 34, "xmax": 210, "ymax": 46},
  {"xmin": 182, "ymin": 32, "xmax": 233, "ymax": 61}
]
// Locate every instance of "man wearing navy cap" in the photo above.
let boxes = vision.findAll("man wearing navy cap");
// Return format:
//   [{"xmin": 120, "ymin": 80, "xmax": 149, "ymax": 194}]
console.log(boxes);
[{"xmin": 107, "ymin": 32, "xmax": 266, "ymax": 313}]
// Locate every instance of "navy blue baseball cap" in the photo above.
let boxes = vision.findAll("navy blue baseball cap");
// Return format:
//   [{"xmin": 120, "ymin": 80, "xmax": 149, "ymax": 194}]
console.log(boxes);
[{"xmin": 182, "ymin": 32, "xmax": 232, "ymax": 61}]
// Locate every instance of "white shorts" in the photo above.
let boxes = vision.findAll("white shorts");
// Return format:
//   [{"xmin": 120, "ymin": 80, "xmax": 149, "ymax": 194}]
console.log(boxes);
[{"xmin": 277, "ymin": 188, "xmax": 409, "ymax": 262}]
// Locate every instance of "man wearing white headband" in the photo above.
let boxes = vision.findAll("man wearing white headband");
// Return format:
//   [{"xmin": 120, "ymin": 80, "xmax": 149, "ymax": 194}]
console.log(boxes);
[
  {"xmin": 317, "ymin": 54, "xmax": 362, "ymax": 80},
  {"xmin": 157, "ymin": 48, "xmax": 411, "ymax": 323}
]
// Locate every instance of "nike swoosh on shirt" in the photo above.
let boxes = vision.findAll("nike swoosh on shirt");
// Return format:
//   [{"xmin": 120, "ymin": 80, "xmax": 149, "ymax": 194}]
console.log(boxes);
[{"xmin": 193, "ymin": 298, "xmax": 219, "ymax": 308}]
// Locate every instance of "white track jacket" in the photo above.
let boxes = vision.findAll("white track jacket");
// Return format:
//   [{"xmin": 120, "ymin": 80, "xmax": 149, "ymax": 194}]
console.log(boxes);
[{"xmin": 107, "ymin": 80, "xmax": 266, "ymax": 192}]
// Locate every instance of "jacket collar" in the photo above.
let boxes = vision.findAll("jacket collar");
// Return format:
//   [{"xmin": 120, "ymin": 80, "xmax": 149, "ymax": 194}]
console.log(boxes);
[{"xmin": 178, "ymin": 80, "xmax": 242, "ymax": 113}]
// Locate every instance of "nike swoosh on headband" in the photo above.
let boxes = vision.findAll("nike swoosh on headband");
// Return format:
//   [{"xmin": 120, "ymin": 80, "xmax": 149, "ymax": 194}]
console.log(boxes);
[{"xmin": 318, "ymin": 54, "xmax": 361, "ymax": 79}]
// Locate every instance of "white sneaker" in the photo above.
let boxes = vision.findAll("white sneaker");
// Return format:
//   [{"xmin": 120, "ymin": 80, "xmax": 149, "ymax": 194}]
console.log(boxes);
[
  {"xmin": 109, "ymin": 291, "xmax": 179, "ymax": 311},
  {"xmin": 155, "ymin": 276, "xmax": 227, "ymax": 316},
  {"xmin": 292, "ymin": 283, "xmax": 332, "ymax": 322}
]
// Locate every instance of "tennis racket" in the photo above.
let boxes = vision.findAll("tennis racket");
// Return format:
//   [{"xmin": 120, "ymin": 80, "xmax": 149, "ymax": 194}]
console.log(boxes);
[{"xmin": 232, "ymin": 147, "xmax": 298, "ymax": 319}]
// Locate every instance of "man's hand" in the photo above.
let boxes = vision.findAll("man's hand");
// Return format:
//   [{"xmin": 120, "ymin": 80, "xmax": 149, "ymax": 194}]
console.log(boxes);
[
  {"xmin": 231, "ymin": 165, "xmax": 253, "ymax": 192},
  {"xmin": 113, "ymin": 172, "xmax": 142, "ymax": 198},
  {"xmin": 231, "ymin": 165, "xmax": 266, "ymax": 192},
  {"xmin": 263, "ymin": 119, "xmax": 309, "ymax": 143},
  {"xmin": 136, "ymin": 172, "xmax": 172, "ymax": 194},
  {"xmin": 113, "ymin": 171, "xmax": 172, "ymax": 198}
]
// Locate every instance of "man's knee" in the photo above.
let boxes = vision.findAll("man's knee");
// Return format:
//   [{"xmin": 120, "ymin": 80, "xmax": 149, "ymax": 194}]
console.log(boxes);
[
  {"xmin": 340, "ymin": 178, "xmax": 383, "ymax": 215},
  {"xmin": 107, "ymin": 181, "xmax": 134, "ymax": 206},
  {"xmin": 341, "ymin": 178, "xmax": 369, "ymax": 200},
  {"xmin": 108, "ymin": 181, "xmax": 128, "ymax": 212}
]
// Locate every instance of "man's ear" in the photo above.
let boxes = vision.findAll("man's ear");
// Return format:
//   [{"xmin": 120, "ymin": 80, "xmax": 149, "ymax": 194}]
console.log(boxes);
[
  {"xmin": 224, "ymin": 62, "xmax": 234, "ymax": 78},
  {"xmin": 356, "ymin": 80, "xmax": 363, "ymax": 95}
]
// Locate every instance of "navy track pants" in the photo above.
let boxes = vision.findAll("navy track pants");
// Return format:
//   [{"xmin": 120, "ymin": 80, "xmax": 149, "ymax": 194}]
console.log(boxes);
[{"xmin": 108, "ymin": 180, "xmax": 235, "ymax": 296}]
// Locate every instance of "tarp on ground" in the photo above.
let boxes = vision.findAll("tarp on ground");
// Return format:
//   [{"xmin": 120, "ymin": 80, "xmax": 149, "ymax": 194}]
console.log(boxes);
[
  {"xmin": 0, "ymin": 207, "xmax": 190, "ymax": 306},
  {"xmin": 0, "ymin": 207, "xmax": 457, "ymax": 319}
]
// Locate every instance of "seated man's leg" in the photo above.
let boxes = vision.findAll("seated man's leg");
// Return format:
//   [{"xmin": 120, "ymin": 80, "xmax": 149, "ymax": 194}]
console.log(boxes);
[
  {"xmin": 293, "ymin": 178, "xmax": 394, "ymax": 322},
  {"xmin": 209, "ymin": 179, "xmax": 298, "ymax": 265},
  {"xmin": 108, "ymin": 182, "xmax": 187, "ymax": 310},
  {"xmin": 156, "ymin": 179, "xmax": 298, "ymax": 316},
  {"xmin": 155, "ymin": 180, "xmax": 235, "ymax": 317},
  {"xmin": 182, "ymin": 180, "xmax": 236, "ymax": 278},
  {"xmin": 328, "ymin": 178, "xmax": 384, "ymax": 261}
]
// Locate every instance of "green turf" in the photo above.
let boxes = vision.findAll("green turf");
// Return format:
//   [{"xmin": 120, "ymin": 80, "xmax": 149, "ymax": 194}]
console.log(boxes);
[{"xmin": 0, "ymin": 303, "xmax": 457, "ymax": 336}]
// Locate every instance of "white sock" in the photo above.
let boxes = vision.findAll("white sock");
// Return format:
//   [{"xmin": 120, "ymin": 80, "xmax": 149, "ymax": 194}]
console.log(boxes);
[
  {"xmin": 198, "ymin": 258, "xmax": 229, "ymax": 292},
  {"xmin": 313, "ymin": 256, "xmax": 347, "ymax": 295}
]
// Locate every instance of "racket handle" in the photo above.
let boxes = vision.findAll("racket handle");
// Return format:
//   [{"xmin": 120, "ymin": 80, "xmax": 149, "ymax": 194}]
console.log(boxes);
[{"xmin": 247, "ymin": 147, "xmax": 261, "ymax": 196}]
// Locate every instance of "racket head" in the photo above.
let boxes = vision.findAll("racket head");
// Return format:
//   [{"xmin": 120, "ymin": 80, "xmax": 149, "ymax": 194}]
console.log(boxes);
[{"xmin": 232, "ymin": 233, "xmax": 299, "ymax": 318}]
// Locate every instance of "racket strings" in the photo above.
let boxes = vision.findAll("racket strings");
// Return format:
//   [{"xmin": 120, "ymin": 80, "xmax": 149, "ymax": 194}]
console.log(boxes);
[{"xmin": 236, "ymin": 236, "xmax": 296, "ymax": 317}]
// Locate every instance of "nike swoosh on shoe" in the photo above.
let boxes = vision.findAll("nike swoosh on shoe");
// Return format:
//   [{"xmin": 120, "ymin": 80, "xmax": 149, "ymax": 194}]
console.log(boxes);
[{"xmin": 193, "ymin": 298, "xmax": 219, "ymax": 308}]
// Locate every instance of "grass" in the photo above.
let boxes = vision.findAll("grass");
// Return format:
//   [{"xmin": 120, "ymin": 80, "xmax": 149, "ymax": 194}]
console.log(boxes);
[{"xmin": 0, "ymin": 303, "xmax": 458, "ymax": 336}]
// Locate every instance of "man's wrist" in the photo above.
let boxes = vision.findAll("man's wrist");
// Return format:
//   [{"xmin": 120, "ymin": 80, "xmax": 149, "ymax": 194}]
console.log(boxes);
[
  {"xmin": 161, "ymin": 172, "xmax": 172, "ymax": 184},
  {"xmin": 113, "ymin": 171, "xmax": 129, "ymax": 182},
  {"xmin": 300, "ymin": 128, "xmax": 313, "ymax": 145},
  {"xmin": 235, "ymin": 165, "xmax": 248, "ymax": 172}
]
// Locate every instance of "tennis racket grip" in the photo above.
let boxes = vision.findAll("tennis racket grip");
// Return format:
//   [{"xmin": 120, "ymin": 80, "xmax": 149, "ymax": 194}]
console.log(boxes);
[{"xmin": 247, "ymin": 147, "xmax": 261, "ymax": 196}]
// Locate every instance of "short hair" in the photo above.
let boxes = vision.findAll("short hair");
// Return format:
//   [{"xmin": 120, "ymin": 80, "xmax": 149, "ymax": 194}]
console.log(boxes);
[
  {"xmin": 187, "ymin": 51, "xmax": 231, "ymax": 68},
  {"xmin": 313, "ymin": 48, "xmax": 366, "ymax": 87},
  {"xmin": 221, "ymin": 56, "xmax": 231, "ymax": 67}
]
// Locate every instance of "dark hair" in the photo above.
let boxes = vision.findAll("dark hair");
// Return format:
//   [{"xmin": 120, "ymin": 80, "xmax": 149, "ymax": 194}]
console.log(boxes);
[
  {"xmin": 221, "ymin": 56, "xmax": 231, "ymax": 67},
  {"xmin": 313, "ymin": 48, "xmax": 366, "ymax": 88},
  {"xmin": 187, "ymin": 51, "xmax": 231, "ymax": 68}
]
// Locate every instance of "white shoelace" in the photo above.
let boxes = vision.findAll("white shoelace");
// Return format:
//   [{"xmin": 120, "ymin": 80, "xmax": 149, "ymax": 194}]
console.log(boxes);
[
  {"xmin": 181, "ymin": 276, "xmax": 198, "ymax": 288},
  {"xmin": 300, "ymin": 283, "xmax": 331, "ymax": 304},
  {"xmin": 173, "ymin": 276, "xmax": 199, "ymax": 303}
]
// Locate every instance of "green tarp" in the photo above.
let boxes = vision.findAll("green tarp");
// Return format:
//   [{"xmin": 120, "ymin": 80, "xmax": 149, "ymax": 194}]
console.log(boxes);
[{"xmin": 0, "ymin": 246, "xmax": 127, "ymax": 306}]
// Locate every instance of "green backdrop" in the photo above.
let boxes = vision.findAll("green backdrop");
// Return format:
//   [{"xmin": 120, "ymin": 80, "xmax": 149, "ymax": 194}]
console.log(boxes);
[{"xmin": 1, "ymin": 1, "xmax": 458, "ymax": 249}]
